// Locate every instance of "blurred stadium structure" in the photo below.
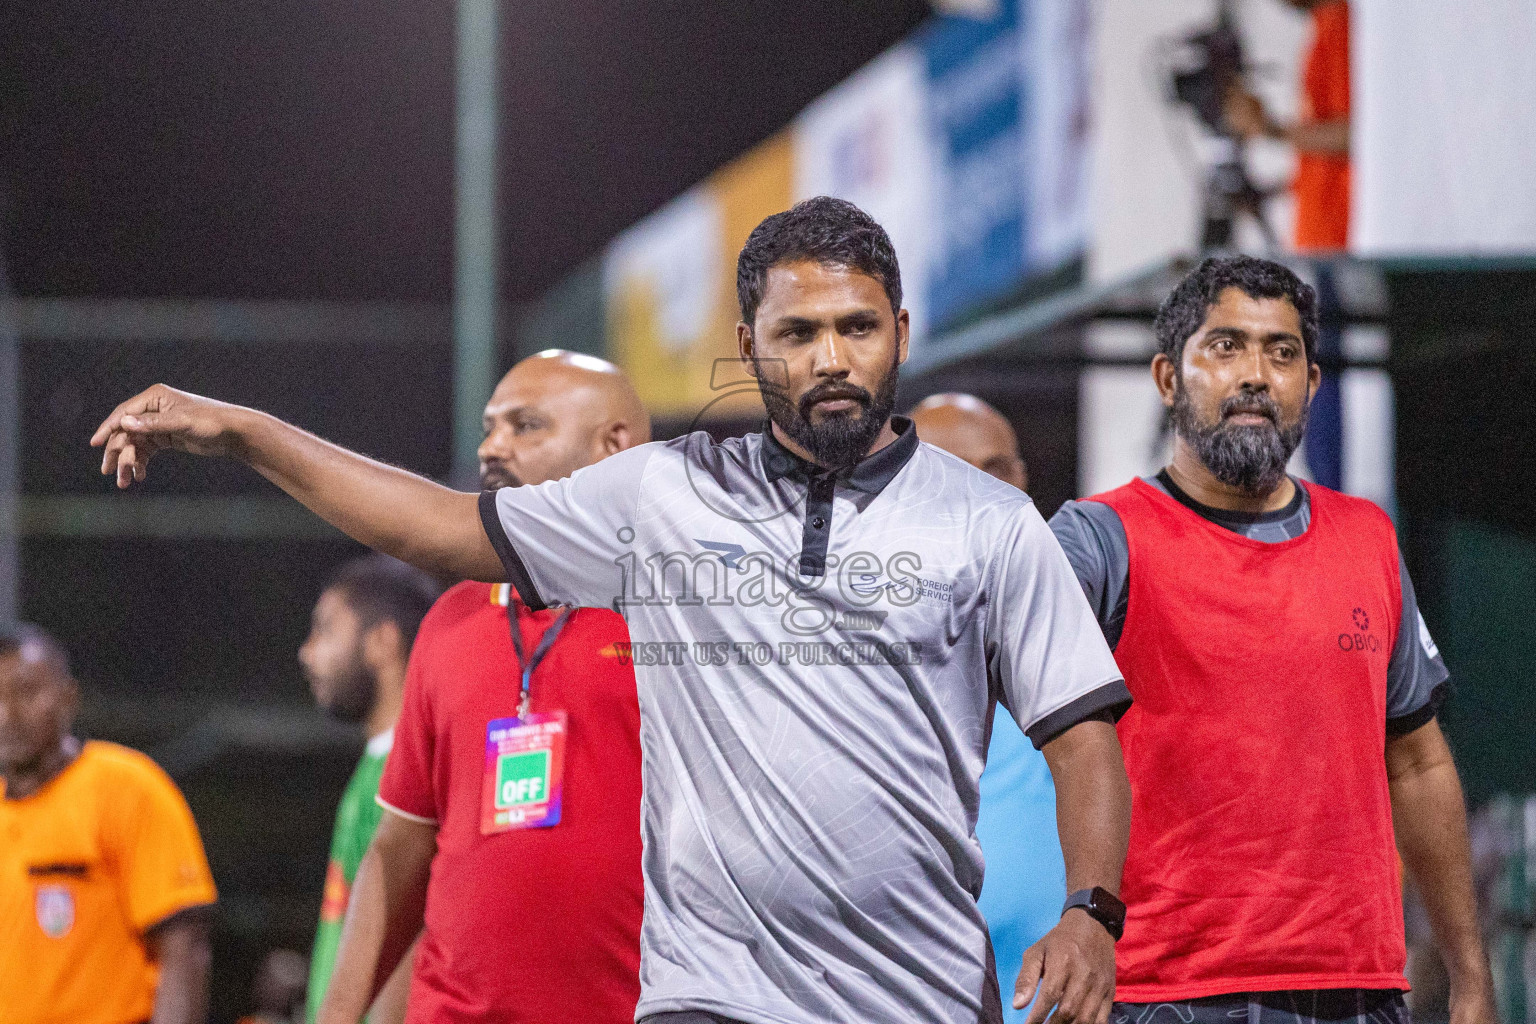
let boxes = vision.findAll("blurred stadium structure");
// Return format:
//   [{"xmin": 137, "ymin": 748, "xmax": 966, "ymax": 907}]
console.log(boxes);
[
  {"xmin": 4, "ymin": 0, "xmax": 1535, "ymax": 1020},
  {"xmin": 1475, "ymin": 797, "xmax": 1536, "ymax": 1024},
  {"xmin": 0, "ymin": 291, "xmax": 449, "ymax": 1019}
]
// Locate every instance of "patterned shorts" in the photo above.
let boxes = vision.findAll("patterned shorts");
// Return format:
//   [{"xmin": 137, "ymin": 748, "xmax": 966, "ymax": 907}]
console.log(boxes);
[{"xmin": 1114, "ymin": 990, "xmax": 1411, "ymax": 1024}]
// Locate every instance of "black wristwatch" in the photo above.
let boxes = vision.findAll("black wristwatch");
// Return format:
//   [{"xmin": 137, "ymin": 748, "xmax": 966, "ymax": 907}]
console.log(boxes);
[{"xmin": 1062, "ymin": 887, "xmax": 1126, "ymax": 941}]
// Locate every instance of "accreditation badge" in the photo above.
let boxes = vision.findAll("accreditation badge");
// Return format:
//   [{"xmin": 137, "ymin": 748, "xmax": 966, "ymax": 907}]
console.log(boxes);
[{"xmin": 480, "ymin": 711, "xmax": 567, "ymax": 833}]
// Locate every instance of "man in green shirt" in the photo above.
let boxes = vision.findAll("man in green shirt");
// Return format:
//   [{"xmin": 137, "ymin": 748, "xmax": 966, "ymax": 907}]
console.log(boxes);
[{"xmin": 297, "ymin": 555, "xmax": 440, "ymax": 1024}]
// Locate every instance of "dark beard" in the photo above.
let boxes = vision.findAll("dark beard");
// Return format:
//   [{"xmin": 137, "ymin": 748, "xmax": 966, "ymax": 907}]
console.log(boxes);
[
  {"xmin": 1171, "ymin": 385, "xmax": 1308, "ymax": 495},
  {"xmin": 756, "ymin": 356, "xmax": 900, "ymax": 470},
  {"xmin": 480, "ymin": 462, "xmax": 522, "ymax": 490},
  {"xmin": 321, "ymin": 655, "xmax": 378, "ymax": 725}
]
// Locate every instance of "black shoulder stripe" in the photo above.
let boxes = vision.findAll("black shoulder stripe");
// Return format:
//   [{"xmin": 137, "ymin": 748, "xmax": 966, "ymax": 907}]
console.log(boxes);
[{"xmin": 478, "ymin": 490, "xmax": 548, "ymax": 612}]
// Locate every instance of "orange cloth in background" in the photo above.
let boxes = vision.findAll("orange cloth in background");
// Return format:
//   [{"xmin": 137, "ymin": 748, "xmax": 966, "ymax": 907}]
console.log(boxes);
[
  {"xmin": 1293, "ymin": 0, "xmax": 1351, "ymax": 251},
  {"xmin": 0, "ymin": 741, "xmax": 218, "ymax": 1024}
]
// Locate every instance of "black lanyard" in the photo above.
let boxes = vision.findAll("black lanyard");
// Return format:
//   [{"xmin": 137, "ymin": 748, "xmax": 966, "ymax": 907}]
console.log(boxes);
[{"xmin": 507, "ymin": 606, "xmax": 573, "ymax": 719}]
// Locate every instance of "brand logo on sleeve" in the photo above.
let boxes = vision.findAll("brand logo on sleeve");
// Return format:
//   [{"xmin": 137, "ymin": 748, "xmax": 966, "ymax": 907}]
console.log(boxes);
[
  {"xmin": 1417, "ymin": 611, "xmax": 1440, "ymax": 659},
  {"xmin": 35, "ymin": 886, "xmax": 75, "ymax": 939}
]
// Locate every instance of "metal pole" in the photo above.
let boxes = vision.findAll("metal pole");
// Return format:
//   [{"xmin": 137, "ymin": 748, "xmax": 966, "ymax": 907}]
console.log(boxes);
[
  {"xmin": 453, "ymin": 0, "xmax": 500, "ymax": 487},
  {"xmin": 0, "ymin": 247, "xmax": 17, "ymax": 625}
]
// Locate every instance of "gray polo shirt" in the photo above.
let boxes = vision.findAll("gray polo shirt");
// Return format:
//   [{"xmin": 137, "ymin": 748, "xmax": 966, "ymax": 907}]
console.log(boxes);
[{"xmin": 480, "ymin": 417, "xmax": 1129, "ymax": 1024}]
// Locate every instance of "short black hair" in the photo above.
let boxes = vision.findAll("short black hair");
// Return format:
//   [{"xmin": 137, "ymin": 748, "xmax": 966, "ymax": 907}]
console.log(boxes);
[
  {"xmin": 0, "ymin": 622, "xmax": 71, "ymax": 675},
  {"xmin": 323, "ymin": 555, "xmax": 442, "ymax": 652},
  {"xmin": 1153, "ymin": 255, "xmax": 1319, "ymax": 366},
  {"xmin": 736, "ymin": 196, "xmax": 902, "ymax": 327}
]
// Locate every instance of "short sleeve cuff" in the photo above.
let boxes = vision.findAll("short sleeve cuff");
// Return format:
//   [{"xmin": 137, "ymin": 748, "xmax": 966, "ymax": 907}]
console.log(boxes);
[
  {"xmin": 133, "ymin": 888, "xmax": 218, "ymax": 935},
  {"xmin": 1386, "ymin": 680, "xmax": 1451, "ymax": 737},
  {"xmin": 478, "ymin": 490, "xmax": 548, "ymax": 611},
  {"xmin": 376, "ymin": 793, "xmax": 438, "ymax": 826},
  {"xmin": 1025, "ymin": 679, "xmax": 1133, "ymax": 750},
  {"xmin": 142, "ymin": 901, "xmax": 217, "ymax": 935}
]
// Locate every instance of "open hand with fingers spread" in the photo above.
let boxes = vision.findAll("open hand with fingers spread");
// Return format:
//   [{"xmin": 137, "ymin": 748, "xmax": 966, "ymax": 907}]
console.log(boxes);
[
  {"xmin": 1014, "ymin": 907, "xmax": 1117, "ymax": 1024},
  {"xmin": 90, "ymin": 384, "xmax": 250, "ymax": 488}
]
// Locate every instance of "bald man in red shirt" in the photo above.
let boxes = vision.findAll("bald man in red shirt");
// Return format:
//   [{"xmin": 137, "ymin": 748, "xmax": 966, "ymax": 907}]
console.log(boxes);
[{"xmin": 316, "ymin": 351, "xmax": 650, "ymax": 1024}]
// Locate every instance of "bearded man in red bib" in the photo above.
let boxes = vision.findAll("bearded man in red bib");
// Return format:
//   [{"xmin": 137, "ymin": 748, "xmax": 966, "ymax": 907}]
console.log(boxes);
[{"xmin": 1049, "ymin": 256, "xmax": 1498, "ymax": 1024}]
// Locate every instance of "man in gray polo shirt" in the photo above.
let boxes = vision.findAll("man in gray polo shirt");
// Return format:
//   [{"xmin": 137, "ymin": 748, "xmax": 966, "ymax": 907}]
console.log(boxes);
[{"xmin": 94, "ymin": 197, "xmax": 1133, "ymax": 1024}]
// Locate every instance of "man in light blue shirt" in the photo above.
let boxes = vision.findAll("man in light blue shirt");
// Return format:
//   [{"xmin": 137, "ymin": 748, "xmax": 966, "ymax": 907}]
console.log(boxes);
[
  {"xmin": 910, "ymin": 393, "xmax": 1066, "ymax": 1023},
  {"xmin": 977, "ymin": 725, "xmax": 1066, "ymax": 1023}
]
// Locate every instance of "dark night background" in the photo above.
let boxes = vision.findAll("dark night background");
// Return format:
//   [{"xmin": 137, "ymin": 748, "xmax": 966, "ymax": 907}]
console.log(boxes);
[
  {"xmin": 6, "ymin": 4, "xmax": 1535, "ymax": 1020},
  {"xmin": 3, "ymin": 3, "xmax": 934, "ymax": 1018},
  {"xmin": 1, "ymin": 0, "xmax": 929, "ymax": 303}
]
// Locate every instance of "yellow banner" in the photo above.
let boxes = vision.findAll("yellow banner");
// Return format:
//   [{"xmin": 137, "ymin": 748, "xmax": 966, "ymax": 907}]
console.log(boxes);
[{"xmin": 605, "ymin": 132, "xmax": 793, "ymax": 420}]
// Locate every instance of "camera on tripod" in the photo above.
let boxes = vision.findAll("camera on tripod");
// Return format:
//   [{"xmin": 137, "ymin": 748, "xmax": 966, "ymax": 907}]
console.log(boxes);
[{"xmin": 1160, "ymin": 0, "xmax": 1277, "ymax": 250}]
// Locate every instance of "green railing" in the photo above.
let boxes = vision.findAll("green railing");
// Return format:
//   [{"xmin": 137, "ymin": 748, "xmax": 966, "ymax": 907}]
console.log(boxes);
[{"xmin": 1488, "ymin": 794, "xmax": 1536, "ymax": 1024}]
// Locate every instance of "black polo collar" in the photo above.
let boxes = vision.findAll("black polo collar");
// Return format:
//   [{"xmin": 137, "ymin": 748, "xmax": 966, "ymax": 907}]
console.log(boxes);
[{"xmin": 759, "ymin": 415, "xmax": 919, "ymax": 495}]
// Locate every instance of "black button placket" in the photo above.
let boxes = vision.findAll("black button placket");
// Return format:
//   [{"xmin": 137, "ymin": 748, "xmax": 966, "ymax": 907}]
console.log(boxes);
[
  {"xmin": 799, "ymin": 473, "xmax": 837, "ymax": 577},
  {"xmin": 761, "ymin": 418, "xmax": 919, "ymax": 578}
]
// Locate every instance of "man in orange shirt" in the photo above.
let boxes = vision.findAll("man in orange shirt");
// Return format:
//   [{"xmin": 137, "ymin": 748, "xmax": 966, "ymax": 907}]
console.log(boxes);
[
  {"xmin": 1, "ymin": 622, "xmax": 218, "ymax": 1024},
  {"xmin": 1227, "ymin": 0, "xmax": 1351, "ymax": 250}
]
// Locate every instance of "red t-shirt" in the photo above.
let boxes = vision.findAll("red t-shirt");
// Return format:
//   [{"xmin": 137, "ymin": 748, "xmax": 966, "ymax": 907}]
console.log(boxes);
[
  {"xmin": 1294, "ymin": 0, "xmax": 1351, "ymax": 251},
  {"xmin": 1093, "ymin": 480, "xmax": 1407, "ymax": 1001},
  {"xmin": 378, "ymin": 582, "xmax": 643, "ymax": 1024}
]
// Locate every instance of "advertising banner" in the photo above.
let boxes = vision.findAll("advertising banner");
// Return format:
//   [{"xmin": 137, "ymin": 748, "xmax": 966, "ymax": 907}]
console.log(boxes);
[
  {"xmin": 603, "ymin": 134, "xmax": 792, "ymax": 417},
  {"xmin": 794, "ymin": 45, "xmax": 934, "ymax": 346},
  {"xmin": 601, "ymin": 0, "xmax": 1093, "ymax": 417}
]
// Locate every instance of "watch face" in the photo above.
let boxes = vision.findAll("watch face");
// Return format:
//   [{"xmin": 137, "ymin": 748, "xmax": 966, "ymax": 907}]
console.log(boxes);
[
  {"xmin": 1090, "ymin": 887, "xmax": 1127, "ymax": 921},
  {"xmin": 1063, "ymin": 887, "xmax": 1126, "ymax": 939},
  {"xmin": 1086, "ymin": 887, "xmax": 1126, "ymax": 939}
]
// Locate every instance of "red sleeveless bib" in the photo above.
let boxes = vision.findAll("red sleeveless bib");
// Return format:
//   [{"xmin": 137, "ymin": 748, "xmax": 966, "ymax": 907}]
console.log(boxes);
[{"xmin": 1094, "ymin": 478, "xmax": 1408, "ymax": 1000}]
